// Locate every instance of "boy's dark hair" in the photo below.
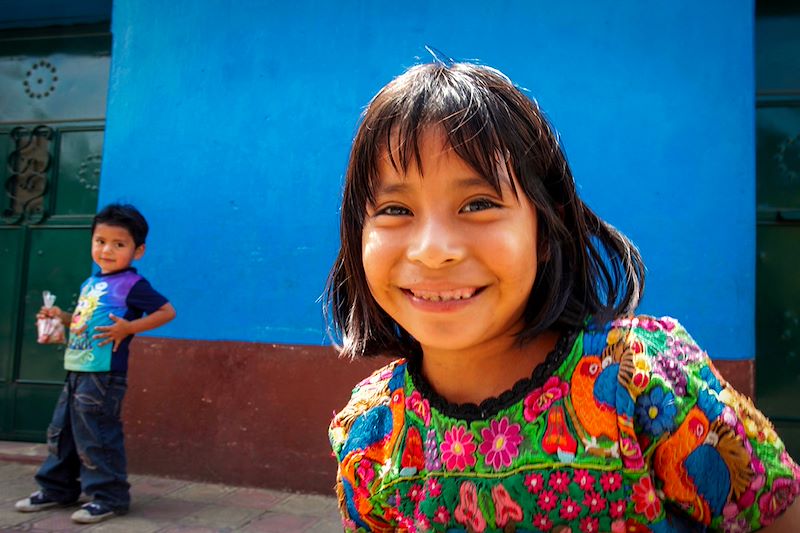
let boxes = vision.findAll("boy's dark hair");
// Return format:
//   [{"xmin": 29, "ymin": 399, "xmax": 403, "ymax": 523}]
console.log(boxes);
[
  {"xmin": 92, "ymin": 203, "xmax": 149, "ymax": 247},
  {"xmin": 326, "ymin": 61, "xmax": 645, "ymax": 359}
]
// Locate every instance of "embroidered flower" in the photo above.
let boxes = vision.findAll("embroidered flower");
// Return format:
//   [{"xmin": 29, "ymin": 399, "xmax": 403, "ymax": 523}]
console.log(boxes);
[
  {"xmin": 454, "ymin": 482, "xmax": 486, "ymax": 532},
  {"xmin": 524, "ymin": 472, "xmax": 545, "ymax": 493},
  {"xmin": 620, "ymin": 436, "xmax": 645, "ymax": 470},
  {"xmin": 413, "ymin": 508, "xmax": 430, "ymax": 531},
  {"xmin": 549, "ymin": 470, "xmax": 571, "ymax": 493},
  {"xmin": 635, "ymin": 386, "xmax": 677, "ymax": 436},
  {"xmin": 426, "ymin": 477, "xmax": 442, "ymax": 498},
  {"xmin": 583, "ymin": 490, "xmax": 607, "ymax": 513},
  {"xmin": 538, "ymin": 489, "xmax": 557, "ymax": 511},
  {"xmin": 559, "ymin": 496, "xmax": 581, "ymax": 520},
  {"xmin": 524, "ymin": 376, "xmax": 570, "ymax": 422},
  {"xmin": 397, "ymin": 514, "xmax": 416, "ymax": 532},
  {"xmin": 631, "ymin": 476, "xmax": 661, "ymax": 521},
  {"xmin": 533, "ymin": 513, "xmax": 553, "ymax": 531},
  {"xmin": 573, "ymin": 469, "xmax": 595, "ymax": 490},
  {"xmin": 432, "ymin": 505, "xmax": 450, "ymax": 524},
  {"xmin": 405, "ymin": 390, "xmax": 431, "ymax": 427},
  {"xmin": 580, "ymin": 516, "xmax": 600, "ymax": 533},
  {"xmin": 721, "ymin": 516, "xmax": 750, "ymax": 533},
  {"xmin": 401, "ymin": 426, "xmax": 425, "ymax": 472},
  {"xmin": 356, "ymin": 459, "xmax": 375, "ymax": 485},
  {"xmin": 424, "ymin": 428, "xmax": 441, "ymax": 471},
  {"xmin": 609, "ymin": 499, "xmax": 627, "ymax": 518},
  {"xmin": 600, "ymin": 471, "xmax": 623, "ymax": 492},
  {"xmin": 407, "ymin": 483, "xmax": 425, "ymax": 503},
  {"xmin": 758, "ymin": 477, "xmax": 796, "ymax": 525},
  {"xmin": 653, "ymin": 354, "xmax": 688, "ymax": 396},
  {"xmin": 492, "ymin": 484, "xmax": 523, "ymax": 527},
  {"xmin": 478, "ymin": 417, "xmax": 523, "ymax": 470},
  {"xmin": 440, "ymin": 425, "xmax": 477, "ymax": 471}
]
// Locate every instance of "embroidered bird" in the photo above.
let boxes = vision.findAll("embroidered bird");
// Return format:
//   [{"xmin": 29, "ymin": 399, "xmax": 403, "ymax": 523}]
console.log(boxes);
[
  {"xmin": 570, "ymin": 355, "xmax": 620, "ymax": 449},
  {"xmin": 653, "ymin": 400, "xmax": 753, "ymax": 525},
  {"xmin": 335, "ymin": 362, "xmax": 408, "ymax": 531}
]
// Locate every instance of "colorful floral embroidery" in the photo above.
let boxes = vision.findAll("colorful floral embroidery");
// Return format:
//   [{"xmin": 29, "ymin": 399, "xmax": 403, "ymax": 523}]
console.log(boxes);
[
  {"xmin": 631, "ymin": 476, "xmax": 661, "ymax": 521},
  {"xmin": 478, "ymin": 416, "xmax": 522, "ymax": 470},
  {"xmin": 423, "ymin": 428, "xmax": 441, "ymax": 471},
  {"xmin": 524, "ymin": 375, "xmax": 570, "ymax": 422},
  {"xmin": 454, "ymin": 482, "xmax": 486, "ymax": 532},
  {"xmin": 330, "ymin": 316, "xmax": 800, "ymax": 532},
  {"xmin": 405, "ymin": 389, "xmax": 430, "ymax": 427},
  {"xmin": 440, "ymin": 425, "xmax": 476, "ymax": 471},
  {"xmin": 635, "ymin": 386, "xmax": 677, "ymax": 436}
]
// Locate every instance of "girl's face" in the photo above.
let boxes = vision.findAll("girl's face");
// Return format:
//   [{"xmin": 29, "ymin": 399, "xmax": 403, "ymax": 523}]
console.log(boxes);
[{"xmin": 362, "ymin": 128, "xmax": 539, "ymax": 358}]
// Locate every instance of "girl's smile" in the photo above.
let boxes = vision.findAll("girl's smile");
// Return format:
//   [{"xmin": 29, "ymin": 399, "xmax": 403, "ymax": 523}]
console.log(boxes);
[{"xmin": 362, "ymin": 127, "xmax": 539, "ymax": 364}]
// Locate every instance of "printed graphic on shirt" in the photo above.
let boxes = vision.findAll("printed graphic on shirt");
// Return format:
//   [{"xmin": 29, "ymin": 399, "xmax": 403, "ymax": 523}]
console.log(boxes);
[{"xmin": 64, "ymin": 271, "xmax": 142, "ymax": 372}]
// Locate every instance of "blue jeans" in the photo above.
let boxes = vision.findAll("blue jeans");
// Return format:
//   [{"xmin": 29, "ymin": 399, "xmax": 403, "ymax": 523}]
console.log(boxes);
[{"xmin": 35, "ymin": 372, "xmax": 130, "ymax": 512}]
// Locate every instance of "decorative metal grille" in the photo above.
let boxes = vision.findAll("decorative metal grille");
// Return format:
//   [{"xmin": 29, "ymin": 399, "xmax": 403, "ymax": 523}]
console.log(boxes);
[{"xmin": 3, "ymin": 125, "xmax": 54, "ymax": 224}]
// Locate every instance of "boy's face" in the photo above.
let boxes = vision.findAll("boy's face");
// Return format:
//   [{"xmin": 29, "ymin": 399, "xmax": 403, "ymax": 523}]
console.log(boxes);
[{"xmin": 91, "ymin": 223, "xmax": 144, "ymax": 274}]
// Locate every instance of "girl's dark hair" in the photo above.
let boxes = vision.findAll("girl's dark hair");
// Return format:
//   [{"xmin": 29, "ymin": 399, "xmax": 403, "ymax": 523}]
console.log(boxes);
[
  {"xmin": 326, "ymin": 61, "xmax": 644, "ymax": 359},
  {"xmin": 92, "ymin": 203, "xmax": 149, "ymax": 247}
]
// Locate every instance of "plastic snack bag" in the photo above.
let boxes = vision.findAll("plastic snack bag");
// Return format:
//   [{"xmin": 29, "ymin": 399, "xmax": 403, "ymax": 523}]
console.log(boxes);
[{"xmin": 36, "ymin": 290, "xmax": 66, "ymax": 344}]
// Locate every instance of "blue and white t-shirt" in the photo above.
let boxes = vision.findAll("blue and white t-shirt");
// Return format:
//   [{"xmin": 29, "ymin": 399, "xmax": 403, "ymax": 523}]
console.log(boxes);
[{"xmin": 64, "ymin": 267, "xmax": 168, "ymax": 373}]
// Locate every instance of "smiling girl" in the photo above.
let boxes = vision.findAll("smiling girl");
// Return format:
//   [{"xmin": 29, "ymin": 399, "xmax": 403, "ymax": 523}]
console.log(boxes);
[{"xmin": 327, "ymin": 61, "xmax": 800, "ymax": 532}]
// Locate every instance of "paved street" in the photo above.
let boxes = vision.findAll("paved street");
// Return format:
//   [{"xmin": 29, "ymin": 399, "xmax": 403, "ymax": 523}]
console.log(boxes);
[{"xmin": 0, "ymin": 442, "xmax": 341, "ymax": 532}]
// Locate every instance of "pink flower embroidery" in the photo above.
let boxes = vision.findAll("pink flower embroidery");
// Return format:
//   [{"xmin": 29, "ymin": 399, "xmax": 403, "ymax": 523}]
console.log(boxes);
[
  {"xmin": 413, "ymin": 509, "xmax": 430, "ymax": 531},
  {"xmin": 758, "ymin": 477, "xmax": 796, "ymax": 525},
  {"xmin": 549, "ymin": 470, "xmax": 570, "ymax": 493},
  {"xmin": 491, "ymin": 484, "xmax": 523, "ymax": 526},
  {"xmin": 600, "ymin": 471, "xmax": 623, "ymax": 492},
  {"xmin": 580, "ymin": 516, "xmax": 600, "ymax": 533},
  {"xmin": 432, "ymin": 505, "xmax": 450, "ymax": 524},
  {"xmin": 538, "ymin": 489, "xmax": 557, "ymax": 511},
  {"xmin": 524, "ymin": 376, "xmax": 570, "ymax": 422},
  {"xmin": 533, "ymin": 513, "xmax": 553, "ymax": 531},
  {"xmin": 478, "ymin": 417, "xmax": 523, "ymax": 470},
  {"xmin": 583, "ymin": 490, "xmax": 607, "ymax": 513},
  {"xmin": 454, "ymin": 482, "xmax": 486, "ymax": 532},
  {"xmin": 441, "ymin": 425, "xmax": 477, "ymax": 471},
  {"xmin": 524, "ymin": 472, "xmax": 545, "ymax": 493},
  {"xmin": 620, "ymin": 436, "xmax": 645, "ymax": 470},
  {"xmin": 609, "ymin": 499, "xmax": 627, "ymax": 518},
  {"xmin": 574, "ymin": 469, "xmax": 595, "ymax": 490},
  {"xmin": 405, "ymin": 390, "xmax": 431, "ymax": 427},
  {"xmin": 356, "ymin": 459, "xmax": 375, "ymax": 485},
  {"xmin": 559, "ymin": 496, "xmax": 581, "ymax": 520},
  {"xmin": 426, "ymin": 477, "xmax": 442, "ymax": 498},
  {"xmin": 407, "ymin": 483, "xmax": 425, "ymax": 503}
]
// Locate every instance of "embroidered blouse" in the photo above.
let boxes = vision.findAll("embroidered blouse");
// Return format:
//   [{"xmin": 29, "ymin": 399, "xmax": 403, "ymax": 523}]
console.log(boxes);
[{"xmin": 329, "ymin": 316, "xmax": 800, "ymax": 532}]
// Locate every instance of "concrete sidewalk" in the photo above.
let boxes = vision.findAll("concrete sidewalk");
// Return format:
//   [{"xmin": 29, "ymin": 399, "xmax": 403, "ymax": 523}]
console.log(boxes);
[{"xmin": 0, "ymin": 442, "xmax": 341, "ymax": 532}]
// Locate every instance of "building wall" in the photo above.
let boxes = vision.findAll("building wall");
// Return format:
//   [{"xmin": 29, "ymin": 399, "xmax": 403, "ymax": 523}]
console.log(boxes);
[
  {"xmin": 5, "ymin": 0, "xmax": 755, "ymax": 493},
  {"xmin": 102, "ymin": 0, "xmax": 755, "ymax": 360}
]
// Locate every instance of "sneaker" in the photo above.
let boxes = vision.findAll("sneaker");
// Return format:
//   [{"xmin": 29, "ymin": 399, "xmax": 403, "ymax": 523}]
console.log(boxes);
[
  {"xmin": 15, "ymin": 491, "xmax": 74, "ymax": 512},
  {"xmin": 70, "ymin": 502, "xmax": 116, "ymax": 524}
]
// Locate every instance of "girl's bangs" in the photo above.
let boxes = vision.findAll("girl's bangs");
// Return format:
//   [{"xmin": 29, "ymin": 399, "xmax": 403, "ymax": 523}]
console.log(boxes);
[{"xmin": 358, "ymin": 67, "xmax": 517, "ymax": 205}]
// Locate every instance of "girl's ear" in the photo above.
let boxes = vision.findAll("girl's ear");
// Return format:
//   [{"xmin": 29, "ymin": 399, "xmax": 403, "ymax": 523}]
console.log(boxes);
[{"xmin": 134, "ymin": 243, "xmax": 146, "ymax": 260}]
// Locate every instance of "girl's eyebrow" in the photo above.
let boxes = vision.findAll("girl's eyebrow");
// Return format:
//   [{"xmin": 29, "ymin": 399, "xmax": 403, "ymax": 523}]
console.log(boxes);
[{"xmin": 376, "ymin": 176, "xmax": 496, "ymax": 196}]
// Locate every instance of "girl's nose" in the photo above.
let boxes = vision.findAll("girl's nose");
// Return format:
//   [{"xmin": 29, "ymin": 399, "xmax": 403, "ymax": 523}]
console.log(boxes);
[{"xmin": 406, "ymin": 216, "xmax": 466, "ymax": 268}]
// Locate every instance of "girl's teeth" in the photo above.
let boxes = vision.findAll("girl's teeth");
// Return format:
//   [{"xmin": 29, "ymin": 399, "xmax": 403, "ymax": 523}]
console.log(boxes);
[{"xmin": 411, "ymin": 289, "xmax": 476, "ymax": 301}]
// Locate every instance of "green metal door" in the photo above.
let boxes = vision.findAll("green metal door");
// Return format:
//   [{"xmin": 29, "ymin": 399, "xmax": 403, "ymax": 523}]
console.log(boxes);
[
  {"xmin": 0, "ymin": 26, "xmax": 110, "ymax": 441},
  {"xmin": 755, "ymin": 3, "xmax": 800, "ymax": 457}
]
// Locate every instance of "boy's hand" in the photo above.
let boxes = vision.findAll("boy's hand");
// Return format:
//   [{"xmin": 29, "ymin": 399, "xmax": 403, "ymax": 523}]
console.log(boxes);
[
  {"xmin": 37, "ymin": 305, "xmax": 62, "ymax": 320},
  {"xmin": 93, "ymin": 313, "xmax": 133, "ymax": 352}
]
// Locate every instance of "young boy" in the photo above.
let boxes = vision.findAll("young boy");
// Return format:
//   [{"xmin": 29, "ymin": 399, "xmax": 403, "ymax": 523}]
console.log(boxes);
[{"xmin": 15, "ymin": 203, "xmax": 176, "ymax": 524}]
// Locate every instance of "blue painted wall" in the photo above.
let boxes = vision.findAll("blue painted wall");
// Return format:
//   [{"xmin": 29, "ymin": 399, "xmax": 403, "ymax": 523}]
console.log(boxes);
[{"xmin": 100, "ymin": 0, "xmax": 755, "ymax": 359}]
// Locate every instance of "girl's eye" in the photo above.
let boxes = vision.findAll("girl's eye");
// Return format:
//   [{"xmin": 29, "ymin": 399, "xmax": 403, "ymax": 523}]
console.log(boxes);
[
  {"xmin": 116, "ymin": 243, "xmax": 125, "ymax": 248},
  {"xmin": 461, "ymin": 198, "xmax": 500, "ymax": 213},
  {"xmin": 375, "ymin": 205, "xmax": 411, "ymax": 216}
]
